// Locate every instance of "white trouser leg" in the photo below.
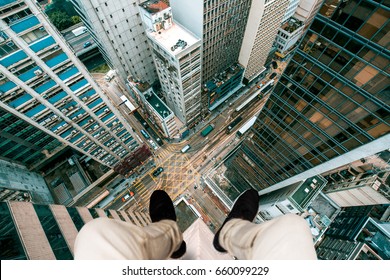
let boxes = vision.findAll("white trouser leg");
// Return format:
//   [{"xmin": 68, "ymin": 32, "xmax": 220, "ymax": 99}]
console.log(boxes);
[
  {"xmin": 74, "ymin": 218, "xmax": 182, "ymax": 260},
  {"xmin": 219, "ymin": 214, "xmax": 317, "ymax": 260}
]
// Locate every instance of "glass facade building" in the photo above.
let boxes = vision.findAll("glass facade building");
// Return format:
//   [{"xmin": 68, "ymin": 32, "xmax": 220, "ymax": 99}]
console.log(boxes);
[
  {"xmin": 226, "ymin": 0, "xmax": 390, "ymax": 191},
  {"xmin": 0, "ymin": 0, "xmax": 142, "ymax": 169},
  {"xmin": 0, "ymin": 107, "xmax": 63, "ymax": 168},
  {"xmin": 0, "ymin": 200, "xmax": 151, "ymax": 259}
]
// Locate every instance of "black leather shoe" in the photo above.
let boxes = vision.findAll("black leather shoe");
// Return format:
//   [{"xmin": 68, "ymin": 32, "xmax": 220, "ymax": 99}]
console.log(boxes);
[
  {"xmin": 149, "ymin": 190, "xmax": 176, "ymax": 222},
  {"xmin": 149, "ymin": 190, "xmax": 186, "ymax": 258},
  {"xmin": 170, "ymin": 240, "xmax": 186, "ymax": 259},
  {"xmin": 213, "ymin": 189, "xmax": 260, "ymax": 253}
]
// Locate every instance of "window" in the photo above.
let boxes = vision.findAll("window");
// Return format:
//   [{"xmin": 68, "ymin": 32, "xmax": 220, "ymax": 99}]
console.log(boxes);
[
  {"xmin": 0, "ymin": 203, "xmax": 27, "ymax": 260},
  {"xmin": 33, "ymin": 204, "xmax": 73, "ymax": 260}
]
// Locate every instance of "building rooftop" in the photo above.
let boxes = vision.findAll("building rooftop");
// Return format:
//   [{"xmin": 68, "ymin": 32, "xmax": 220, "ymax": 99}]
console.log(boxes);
[
  {"xmin": 148, "ymin": 22, "xmax": 199, "ymax": 56},
  {"xmin": 291, "ymin": 176, "xmax": 327, "ymax": 210},
  {"xmin": 139, "ymin": 0, "xmax": 169, "ymax": 14},
  {"xmin": 204, "ymin": 63, "xmax": 244, "ymax": 91},
  {"xmin": 175, "ymin": 199, "xmax": 199, "ymax": 232},
  {"xmin": 127, "ymin": 76, "xmax": 151, "ymax": 92},
  {"xmin": 145, "ymin": 91, "xmax": 172, "ymax": 119},
  {"xmin": 182, "ymin": 219, "xmax": 233, "ymax": 260},
  {"xmin": 281, "ymin": 17, "xmax": 304, "ymax": 33}
]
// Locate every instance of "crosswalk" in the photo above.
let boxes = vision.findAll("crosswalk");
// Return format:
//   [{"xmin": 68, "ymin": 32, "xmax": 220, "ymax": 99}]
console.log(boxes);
[
  {"xmin": 155, "ymin": 148, "xmax": 172, "ymax": 163},
  {"xmin": 123, "ymin": 146, "xmax": 199, "ymax": 211}
]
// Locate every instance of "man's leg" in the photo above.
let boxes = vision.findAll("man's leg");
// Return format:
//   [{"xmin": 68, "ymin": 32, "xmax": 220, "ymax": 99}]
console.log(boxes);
[
  {"xmin": 74, "ymin": 217, "xmax": 182, "ymax": 260},
  {"xmin": 218, "ymin": 214, "xmax": 317, "ymax": 260},
  {"xmin": 74, "ymin": 190, "xmax": 185, "ymax": 260}
]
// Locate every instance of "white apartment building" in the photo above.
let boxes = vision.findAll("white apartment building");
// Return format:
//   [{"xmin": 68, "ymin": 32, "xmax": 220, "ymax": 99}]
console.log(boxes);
[
  {"xmin": 139, "ymin": 1, "xmax": 202, "ymax": 127},
  {"xmin": 239, "ymin": 0, "xmax": 289, "ymax": 83},
  {"xmin": 0, "ymin": 0, "xmax": 141, "ymax": 168},
  {"xmin": 70, "ymin": 0, "xmax": 158, "ymax": 84},
  {"xmin": 275, "ymin": 17, "xmax": 305, "ymax": 56}
]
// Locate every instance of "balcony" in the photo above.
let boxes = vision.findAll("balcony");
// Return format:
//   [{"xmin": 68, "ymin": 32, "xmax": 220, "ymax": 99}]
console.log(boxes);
[
  {"xmin": 9, "ymin": 15, "xmax": 40, "ymax": 34},
  {"xmin": 34, "ymin": 79, "xmax": 56, "ymax": 94},
  {"xmin": 0, "ymin": 49, "xmax": 28, "ymax": 68},
  {"xmin": 7, "ymin": 92, "xmax": 33, "ymax": 108},
  {"xmin": 24, "ymin": 103, "xmax": 46, "ymax": 118},
  {"xmin": 58, "ymin": 66, "xmax": 79, "ymax": 81},
  {"xmin": 48, "ymin": 91, "xmax": 67, "ymax": 104},
  {"xmin": 0, "ymin": 80, "xmax": 17, "ymax": 93},
  {"xmin": 30, "ymin": 36, "xmax": 56, "ymax": 53},
  {"xmin": 45, "ymin": 53, "xmax": 69, "ymax": 68},
  {"xmin": 69, "ymin": 78, "xmax": 88, "ymax": 92}
]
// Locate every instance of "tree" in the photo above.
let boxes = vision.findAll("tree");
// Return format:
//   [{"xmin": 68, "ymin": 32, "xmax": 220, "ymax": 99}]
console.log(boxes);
[
  {"xmin": 45, "ymin": 0, "xmax": 79, "ymax": 30},
  {"xmin": 47, "ymin": 11, "xmax": 73, "ymax": 31},
  {"xmin": 71, "ymin": 16, "xmax": 81, "ymax": 25}
]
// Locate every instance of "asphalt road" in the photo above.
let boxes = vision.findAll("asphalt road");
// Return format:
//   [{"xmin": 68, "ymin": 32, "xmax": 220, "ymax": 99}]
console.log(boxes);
[{"xmin": 96, "ymin": 75, "xmax": 269, "ymax": 227}]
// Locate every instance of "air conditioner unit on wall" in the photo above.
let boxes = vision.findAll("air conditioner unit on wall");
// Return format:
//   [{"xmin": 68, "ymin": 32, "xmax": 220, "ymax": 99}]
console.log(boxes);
[{"xmin": 34, "ymin": 69, "xmax": 43, "ymax": 76}]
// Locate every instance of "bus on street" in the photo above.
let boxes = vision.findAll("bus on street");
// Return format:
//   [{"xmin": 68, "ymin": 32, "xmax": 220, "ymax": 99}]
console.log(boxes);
[
  {"xmin": 201, "ymin": 125, "xmax": 214, "ymax": 137},
  {"xmin": 140, "ymin": 129, "xmax": 150, "ymax": 139},
  {"xmin": 237, "ymin": 116, "xmax": 257, "ymax": 137},
  {"xmin": 226, "ymin": 116, "xmax": 243, "ymax": 134},
  {"xmin": 181, "ymin": 145, "xmax": 191, "ymax": 153}
]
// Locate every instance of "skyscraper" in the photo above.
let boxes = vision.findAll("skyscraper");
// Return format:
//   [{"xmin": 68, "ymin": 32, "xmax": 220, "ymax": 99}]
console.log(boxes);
[
  {"xmin": 226, "ymin": 0, "xmax": 390, "ymax": 193},
  {"xmin": 70, "ymin": 0, "xmax": 158, "ymax": 84},
  {"xmin": 0, "ymin": 200, "xmax": 151, "ymax": 259},
  {"xmin": 170, "ymin": 0, "xmax": 252, "ymax": 112},
  {"xmin": 139, "ymin": 1, "xmax": 202, "ymax": 127},
  {"xmin": 316, "ymin": 204, "xmax": 390, "ymax": 260},
  {"xmin": 239, "ymin": 0, "xmax": 289, "ymax": 83},
  {"xmin": 0, "ymin": 0, "xmax": 142, "ymax": 169}
]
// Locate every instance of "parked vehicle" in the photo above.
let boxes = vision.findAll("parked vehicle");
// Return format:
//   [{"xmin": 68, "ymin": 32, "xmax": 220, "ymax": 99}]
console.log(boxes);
[{"xmin": 152, "ymin": 167, "xmax": 164, "ymax": 177}]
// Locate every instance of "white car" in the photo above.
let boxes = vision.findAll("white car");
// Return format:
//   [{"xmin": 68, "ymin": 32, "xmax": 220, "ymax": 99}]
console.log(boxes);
[{"xmin": 148, "ymin": 139, "xmax": 158, "ymax": 150}]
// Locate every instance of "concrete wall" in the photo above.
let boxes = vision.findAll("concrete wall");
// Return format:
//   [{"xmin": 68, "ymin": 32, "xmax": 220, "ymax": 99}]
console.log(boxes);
[
  {"xmin": 170, "ymin": 0, "xmax": 203, "ymax": 38},
  {"xmin": 0, "ymin": 159, "xmax": 54, "ymax": 204}
]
